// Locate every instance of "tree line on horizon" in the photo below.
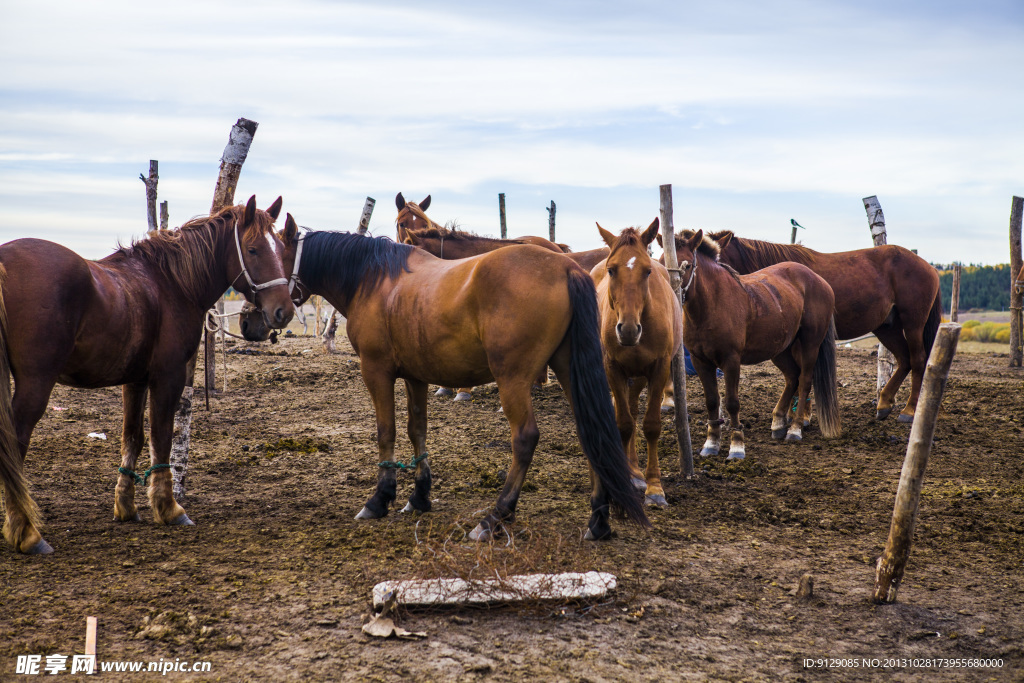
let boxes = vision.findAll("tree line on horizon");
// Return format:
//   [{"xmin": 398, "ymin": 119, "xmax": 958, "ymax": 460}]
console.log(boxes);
[{"xmin": 932, "ymin": 263, "xmax": 1014, "ymax": 311}]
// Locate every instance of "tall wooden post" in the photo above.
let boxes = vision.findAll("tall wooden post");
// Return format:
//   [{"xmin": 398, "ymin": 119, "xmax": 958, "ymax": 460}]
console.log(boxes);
[
  {"xmin": 547, "ymin": 201, "xmax": 556, "ymax": 242},
  {"xmin": 140, "ymin": 160, "xmax": 159, "ymax": 234},
  {"xmin": 950, "ymin": 263, "xmax": 961, "ymax": 323},
  {"xmin": 357, "ymin": 196, "xmax": 375, "ymax": 235},
  {"xmin": 659, "ymin": 184, "xmax": 694, "ymax": 479},
  {"xmin": 1009, "ymin": 196, "xmax": 1023, "ymax": 367},
  {"xmin": 499, "ymin": 193, "xmax": 507, "ymax": 239},
  {"xmin": 863, "ymin": 196, "xmax": 895, "ymax": 390},
  {"xmin": 873, "ymin": 324, "xmax": 961, "ymax": 603},
  {"xmin": 170, "ymin": 117, "xmax": 258, "ymax": 502}
]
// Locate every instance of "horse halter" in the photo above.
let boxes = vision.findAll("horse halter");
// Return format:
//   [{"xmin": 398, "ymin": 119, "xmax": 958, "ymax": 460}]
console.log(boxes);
[
  {"xmin": 678, "ymin": 257, "xmax": 698, "ymax": 305},
  {"xmin": 232, "ymin": 220, "xmax": 289, "ymax": 303},
  {"xmin": 287, "ymin": 232, "xmax": 307, "ymax": 305}
]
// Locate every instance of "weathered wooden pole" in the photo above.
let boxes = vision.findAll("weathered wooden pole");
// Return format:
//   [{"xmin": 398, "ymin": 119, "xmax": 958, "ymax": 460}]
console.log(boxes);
[
  {"xmin": 1009, "ymin": 196, "xmax": 1023, "ymax": 367},
  {"xmin": 863, "ymin": 196, "xmax": 896, "ymax": 390},
  {"xmin": 547, "ymin": 200, "xmax": 556, "ymax": 242},
  {"xmin": 357, "ymin": 196, "xmax": 376, "ymax": 235},
  {"xmin": 950, "ymin": 263, "xmax": 961, "ymax": 323},
  {"xmin": 159, "ymin": 200, "xmax": 169, "ymax": 230},
  {"xmin": 170, "ymin": 117, "xmax": 258, "ymax": 501},
  {"xmin": 499, "ymin": 193, "xmax": 507, "ymax": 239},
  {"xmin": 659, "ymin": 184, "xmax": 694, "ymax": 479},
  {"xmin": 873, "ymin": 323, "xmax": 961, "ymax": 603},
  {"xmin": 140, "ymin": 160, "xmax": 159, "ymax": 233}
]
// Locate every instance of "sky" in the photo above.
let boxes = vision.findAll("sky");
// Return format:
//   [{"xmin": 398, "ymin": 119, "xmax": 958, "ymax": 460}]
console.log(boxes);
[{"xmin": 1, "ymin": 0, "xmax": 1022, "ymax": 265}]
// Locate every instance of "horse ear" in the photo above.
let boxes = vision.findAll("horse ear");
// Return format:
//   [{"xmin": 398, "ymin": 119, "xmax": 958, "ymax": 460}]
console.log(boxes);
[
  {"xmin": 244, "ymin": 195, "xmax": 257, "ymax": 226},
  {"xmin": 596, "ymin": 223, "xmax": 617, "ymax": 249},
  {"xmin": 686, "ymin": 229, "xmax": 704, "ymax": 253},
  {"xmin": 267, "ymin": 196, "xmax": 283, "ymax": 221},
  {"xmin": 641, "ymin": 218, "xmax": 660, "ymax": 247},
  {"xmin": 282, "ymin": 213, "xmax": 298, "ymax": 242},
  {"xmin": 396, "ymin": 193, "xmax": 406, "ymax": 210},
  {"xmin": 715, "ymin": 230, "xmax": 733, "ymax": 251},
  {"xmin": 420, "ymin": 195, "xmax": 431, "ymax": 211}
]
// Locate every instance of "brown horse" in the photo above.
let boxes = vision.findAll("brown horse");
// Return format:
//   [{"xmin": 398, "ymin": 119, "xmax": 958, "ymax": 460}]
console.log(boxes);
[
  {"xmin": 668, "ymin": 230, "xmax": 841, "ymax": 460},
  {"xmin": 662, "ymin": 231, "xmax": 941, "ymax": 423},
  {"xmin": 270, "ymin": 216, "xmax": 649, "ymax": 540},
  {"xmin": 592, "ymin": 220, "xmax": 682, "ymax": 507},
  {"xmin": 0, "ymin": 196, "xmax": 294, "ymax": 554}
]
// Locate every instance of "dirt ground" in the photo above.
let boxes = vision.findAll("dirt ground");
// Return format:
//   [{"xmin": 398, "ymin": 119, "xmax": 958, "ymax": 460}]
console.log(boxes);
[{"xmin": 1, "ymin": 330, "xmax": 1022, "ymax": 682}]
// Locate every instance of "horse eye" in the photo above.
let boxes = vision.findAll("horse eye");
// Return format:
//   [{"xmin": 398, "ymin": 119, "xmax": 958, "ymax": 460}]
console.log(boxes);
[
  {"xmin": 247, "ymin": 247, "xmax": 257, "ymax": 255},
  {"xmin": 644, "ymin": 269, "xmax": 652, "ymax": 278},
  {"xmin": 607, "ymin": 267, "xmax": 617, "ymax": 277}
]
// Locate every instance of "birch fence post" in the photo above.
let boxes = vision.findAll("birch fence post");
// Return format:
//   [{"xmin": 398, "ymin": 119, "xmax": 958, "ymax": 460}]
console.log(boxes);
[
  {"xmin": 170, "ymin": 117, "xmax": 258, "ymax": 502},
  {"xmin": 357, "ymin": 196, "xmax": 376, "ymax": 235},
  {"xmin": 873, "ymin": 323, "xmax": 961, "ymax": 604},
  {"xmin": 140, "ymin": 160, "xmax": 159, "ymax": 234},
  {"xmin": 546, "ymin": 201, "xmax": 556, "ymax": 243},
  {"xmin": 659, "ymin": 184, "xmax": 694, "ymax": 479},
  {"xmin": 159, "ymin": 201, "xmax": 169, "ymax": 230},
  {"xmin": 1009, "ymin": 196, "xmax": 1023, "ymax": 367},
  {"xmin": 499, "ymin": 193, "xmax": 507, "ymax": 239},
  {"xmin": 863, "ymin": 196, "xmax": 896, "ymax": 391},
  {"xmin": 950, "ymin": 263, "xmax": 961, "ymax": 323}
]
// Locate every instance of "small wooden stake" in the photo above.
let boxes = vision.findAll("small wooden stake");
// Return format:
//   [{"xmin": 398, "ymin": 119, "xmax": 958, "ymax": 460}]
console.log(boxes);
[
  {"xmin": 873, "ymin": 323, "xmax": 961, "ymax": 604},
  {"xmin": 950, "ymin": 263, "xmax": 961, "ymax": 323},
  {"xmin": 659, "ymin": 184, "xmax": 694, "ymax": 479},
  {"xmin": 499, "ymin": 193, "xmax": 507, "ymax": 239},
  {"xmin": 85, "ymin": 616, "xmax": 97, "ymax": 656},
  {"xmin": 159, "ymin": 200, "xmax": 169, "ymax": 230}
]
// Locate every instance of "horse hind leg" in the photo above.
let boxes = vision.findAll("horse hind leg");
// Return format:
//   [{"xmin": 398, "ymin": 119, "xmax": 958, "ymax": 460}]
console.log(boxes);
[
  {"xmin": 146, "ymin": 382, "xmax": 192, "ymax": 527},
  {"xmin": 114, "ymin": 383, "xmax": 147, "ymax": 522},
  {"xmin": 873, "ymin": 324, "xmax": 912, "ymax": 421},
  {"xmin": 400, "ymin": 379, "xmax": 432, "ymax": 514}
]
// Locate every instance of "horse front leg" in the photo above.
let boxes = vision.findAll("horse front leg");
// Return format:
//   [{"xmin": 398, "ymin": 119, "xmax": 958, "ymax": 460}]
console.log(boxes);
[
  {"xmin": 3, "ymin": 376, "xmax": 55, "ymax": 554},
  {"xmin": 641, "ymin": 364, "xmax": 670, "ymax": 507},
  {"xmin": 469, "ymin": 380, "xmax": 538, "ymax": 541},
  {"xmin": 721, "ymin": 360, "xmax": 745, "ymax": 460},
  {"xmin": 146, "ymin": 379, "xmax": 192, "ymax": 526},
  {"xmin": 114, "ymin": 382, "xmax": 148, "ymax": 522},
  {"xmin": 355, "ymin": 368, "xmax": 399, "ymax": 519},
  {"xmin": 690, "ymin": 356, "xmax": 722, "ymax": 457},
  {"xmin": 608, "ymin": 365, "xmax": 646, "ymax": 491},
  {"xmin": 400, "ymin": 379, "xmax": 432, "ymax": 514}
]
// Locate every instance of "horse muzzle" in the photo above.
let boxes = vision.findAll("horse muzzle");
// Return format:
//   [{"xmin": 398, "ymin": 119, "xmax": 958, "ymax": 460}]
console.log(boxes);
[{"xmin": 615, "ymin": 322, "xmax": 642, "ymax": 347}]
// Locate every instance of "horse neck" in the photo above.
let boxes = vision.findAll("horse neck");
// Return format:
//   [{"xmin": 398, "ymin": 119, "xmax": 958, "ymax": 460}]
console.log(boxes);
[
  {"xmin": 684, "ymin": 253, "xmax": 740, "ymax": 323},
  {"xmin": 726, "ymin": 237, "xmax": 815, "ymax": 274}
]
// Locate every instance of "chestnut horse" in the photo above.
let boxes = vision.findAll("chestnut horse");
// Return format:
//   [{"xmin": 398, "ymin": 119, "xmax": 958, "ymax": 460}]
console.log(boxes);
[
  {"xmin": 0, "ymin": 197, "xmax": 294, "ymax": 554},
  {"xmin": 662, "ymin": 231, "xmax": 941, "ymax": 423},
  {"xmin": 271, "ymin": 215, "xmax": 649, "ymax": 540},
  {"xmin": 669, "ymin": 230, "xmax": 841, "ymax": 460},
  {"xmin": 591, "ymin": 220, "xmax": 682, "ymax": 507}
]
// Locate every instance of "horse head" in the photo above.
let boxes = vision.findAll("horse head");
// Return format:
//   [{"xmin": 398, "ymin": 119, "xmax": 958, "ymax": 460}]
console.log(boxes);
[
  {"xmin": 228, "ymin": 196, "xmax": 294, "ymax": 330},
  {"xmin": 395, "ymin": 192, "xmax": 431, "ymax": 242},
  {"xmin": 597, "ymin": 218, "xmax": 661, "ymax": 346}
]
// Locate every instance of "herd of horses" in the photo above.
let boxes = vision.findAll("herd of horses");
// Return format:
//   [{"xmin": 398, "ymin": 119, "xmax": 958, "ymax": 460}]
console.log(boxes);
[{"xmin": 0, "ymin": 192, "xmax": 943, "ymax": 555}]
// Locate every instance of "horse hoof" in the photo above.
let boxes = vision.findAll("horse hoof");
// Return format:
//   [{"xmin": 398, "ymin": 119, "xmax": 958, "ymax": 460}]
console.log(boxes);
[
  {"xmin": 354, "ymin": 506, "xmax": 382, "ymax": 520},
  {"xmin": 400, "ymin": 502, "xmax": 415, "ymax": 513},
  {"xmin": 771, "ymin": 428, "xmax": 787, "ymax": 440},
  {"xmin": 113, "ymin": 512, "xmax": 142, "ymax": 522},
  {"xmin": 699, "ymin": 447, "xmax": 719, "ymax": 457},
  {"xmin": 169, "ymin": 513, "xmax": 194, "ymax": 526},
  {"xmin": 26, "ymin": 539, "xmax": 54, "ymax": 555},
  {"xmin": 645, "ymin": 494, "xmax": 669, "ymax": 508},
  {"xmin": 726, "ymin": 451, "xmax": 745, "ymax": 461},
  {"xmin": 785, "ymin": 433, "xmax": 802, "ymax": 442},
  {"xmin": 468, "ymin": 524, "xmax": 492, "ymax": 542},
  {"xmin": 434, "ymin": 387, "xmax": 455, "ymax": 398},
  {"xmin": 875, "ymin": 407, "xmax": 892, "ymax": 421},
  {"xmin": 454, "ymin": 392, "xmax": 473, "ymax": 402},
  {"xmin": 631, "ymin": 476, "xmax": 647, "ymax": 492},
  {"xmin": 660, "ymin": 404, "xmax": 674, "ymax": 414},
  {"xmin": 897, "ymin": 413, "xmax": 914, "ymax": 424}
]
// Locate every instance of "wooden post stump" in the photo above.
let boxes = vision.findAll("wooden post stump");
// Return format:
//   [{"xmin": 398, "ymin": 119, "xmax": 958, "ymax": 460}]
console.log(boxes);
[
  {"xmin": 140, "ymin": 160, "xmax": 159, "ymax": 234},
  {"xmin": 659, "ymin": 184, "xmax": 694, "ymax": 479},
  {"xmin": 499, "ymin": 193, "xmax": 507, "ymax": 239},
  {"xmin": 357, "ymin": 196, "xmax": 375, "ymax": 235},
  {"xmin": 873, "ymin": 323, "xmax": 961, "ymax": 604},
  {"xmin": 547, "ymin": 200, "xmax": 556, "ymax": 242}
]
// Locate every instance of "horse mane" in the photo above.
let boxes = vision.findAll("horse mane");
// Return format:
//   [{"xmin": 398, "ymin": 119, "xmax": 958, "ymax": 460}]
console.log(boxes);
[
  {"xmin": 608, "ymin": 227, "xmax": 646, "ymax": 255},
  {"xmin": 672, "ymin": 229, "xmax": 743, "ymax": 284},
  {"xmin": 299, "ymin": 231, "xmax": 414, "ymax": 304},
  {"xmin": 707, "ymin": 229, "xmax": 816, "ymax": 271},
  {"xmin": 109, "ymin": 204, "xmax": 274, "ymax": 305},
  {"xmin": 407, "ymin": 225, "xmax": 529, "ymax": 246}
]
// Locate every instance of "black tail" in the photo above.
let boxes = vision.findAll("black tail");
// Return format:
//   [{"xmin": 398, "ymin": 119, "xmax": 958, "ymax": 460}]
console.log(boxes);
[
  {"xmin": 923, "ymin": 289, "xmax": 943, "ymax": 358},
  {"xmin": 812, "ymin": 316, "xmax": 842, "ymax": 438},
  {"xmin": 565, "ymin": 269, "xmax": 649, "ymax": 528}
]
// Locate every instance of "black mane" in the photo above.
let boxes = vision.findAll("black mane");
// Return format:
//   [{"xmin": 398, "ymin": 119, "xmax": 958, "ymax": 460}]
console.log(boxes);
[{"xmin": 300, "ymin": 232, "xmax": 414, "ymax": 305}]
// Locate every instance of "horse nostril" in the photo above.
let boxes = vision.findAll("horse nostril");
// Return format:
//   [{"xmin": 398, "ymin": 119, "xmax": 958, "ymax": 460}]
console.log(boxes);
[
  {"xmin": 616, "ymin": 323, "xmax": 623, "ymax": 335},
  {"xmin": 275, "ymin": 307, "xmax": 286, "ymax": 325}
]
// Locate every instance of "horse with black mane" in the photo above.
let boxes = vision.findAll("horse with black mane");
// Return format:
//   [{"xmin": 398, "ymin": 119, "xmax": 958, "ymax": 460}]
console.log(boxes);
[
  {"xmin": 255, "ymin": 216, "xmax": 649, "ymax": 540},
  {"xmin": 661, "ymin": 230, "xmax": 941, "ymax": 423},
  {"xmin": 0, "ymin": 196, "xmax": 293, "ymax": 554}
]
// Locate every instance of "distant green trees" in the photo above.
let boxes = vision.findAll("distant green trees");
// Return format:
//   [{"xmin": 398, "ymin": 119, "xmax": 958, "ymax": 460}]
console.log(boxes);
[{"xmin": 933, "ymin": 263, "xmax": 1013, "ymax": 311}]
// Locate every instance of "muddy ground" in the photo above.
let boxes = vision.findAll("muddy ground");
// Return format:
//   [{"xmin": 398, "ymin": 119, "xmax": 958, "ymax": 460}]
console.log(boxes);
[{"xmin": 1, "ymin": 332, "xmax": 1022, "ymax": 682}]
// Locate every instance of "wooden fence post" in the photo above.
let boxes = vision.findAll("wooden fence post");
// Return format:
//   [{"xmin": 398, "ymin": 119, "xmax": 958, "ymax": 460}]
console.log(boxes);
[
  {"xmin": 499, "ymin": 193, "xmax": 507, "ymax": 239},
  {"xmin": 170, "ymin": 117, "xmax": 258, "ymax": 502},
  {"xmin": 1010, "ymin": 196, "xmax": 1023, "ymax": 367},
  {"xmin": 357, "ymin": 196, "xmax": 375, "ymax": 235},
  {"xmin": 659, "ymin": 184, "xmax": 694, "ymax": 479},
  {"xmin": 140, "ymin": 160, "xmax": 159, "ymax": 234},
  {"xmin": 873, "ymin": 323, "xmax": 961, "ymax": 603},
  {"xmin": 159, "ymin": 201, "xmax": 169, "ymax": 230},
  {"xmin": 950, "ymin": 263, "xmax": 961, "ymax": 323},
  {"xmin": 863, "ymin": 196, "xmax": 896, "ymax": 390},
  {"xmin": 547, "ymin": 201, "xmax": 556, "ymax": 242}
]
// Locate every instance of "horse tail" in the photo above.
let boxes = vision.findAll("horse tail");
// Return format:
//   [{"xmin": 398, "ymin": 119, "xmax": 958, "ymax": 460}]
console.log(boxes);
[
  {"xmin": 564, "ymin": 268, "xmax": 650, "ymax": 529},
  {"xmin": 813, "ymin": 316, "xmax": 842, "ymax": 438},
  {"xmin": 923, "ymin": 288, "xmax": 943, "ymax": 358},
  {"xmin": 0, "ymin": 267, "xmax": 39, "ymax": 545}
]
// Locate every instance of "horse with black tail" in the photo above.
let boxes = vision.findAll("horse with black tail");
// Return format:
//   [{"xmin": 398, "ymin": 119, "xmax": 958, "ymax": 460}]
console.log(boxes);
[{"xmin": 253, "ymin": 215, "xmax": 649, "ymax": 540}]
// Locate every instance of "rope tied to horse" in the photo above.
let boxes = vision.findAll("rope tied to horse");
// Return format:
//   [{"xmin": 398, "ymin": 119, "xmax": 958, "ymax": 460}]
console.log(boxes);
[
  {"xmin": 118, "ymin": 463, "xmax": 173, "ymax": 486},
  {"xmin": 378, "ymin": 453, "xmax": 428, "ymax": 471}
]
